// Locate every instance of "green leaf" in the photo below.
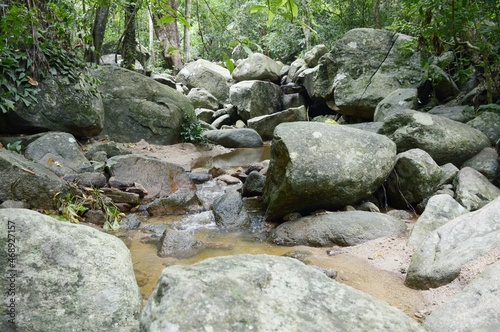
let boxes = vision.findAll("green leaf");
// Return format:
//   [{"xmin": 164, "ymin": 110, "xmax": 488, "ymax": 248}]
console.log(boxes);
[
  {"xmin": 248, "ymin": 5, "xmax": 267, "ymax": 14},
  {"xmin": 157, "ymin": 15, "xmax": 175, "ymax": 25}
]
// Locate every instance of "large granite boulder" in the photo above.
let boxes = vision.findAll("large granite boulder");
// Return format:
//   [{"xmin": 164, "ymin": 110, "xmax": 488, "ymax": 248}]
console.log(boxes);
[
  {"xmin": 466, "ymin": 110, "xmax": 500, "ymax": 145},
  {"xmin": 176, "ymin": 59, "xmax": 232, "ymax": 102},
  {"xmin": 232, "ymin": 52, "xmax": 282, "ymax": 82},
  {"xmin": 423, "ymin": 260, "xmax": 500, "ymax": 332},
  {"xmin": 247, "ymin": 106, "xmax": 308, "ymax": 141},
  {"xmin": 230, "ymin": 80, "xmax": 283, "ymax": 121},
  {"xmin": 94, "ymin": 66, "xmax": 195, "ymax": 144},
  {"xmin": 24, "ymin": 132, "xmax": 92, "ymax": 177},
  {"xmin": 379, "ymin": 109, "xmax": 491, "ymax": 166},
  {"xmin": 373, "ymin": 88, "xmax": 419, "ymax": 122},
  {"xmin": 271, "ymin": 211, "xmax": 407, "ymax": 246},
  {"xmin": 386, "ymin": 148, "xmax": 443, "ymax": 209},
  {"xmin": 0, "ymin": 209, "xmax": 141, "ymax": 332},
  {"xmin": 140, "ymin": 255, "xmax": 424, "ymax": 331},
  {"xmin": 300, "ymin": 28, "xmax": 425, "ymax": 119},
  {"xmin": 453, "ymin": 167, "xmax": 500, "ymax": 211},
  {"xmin": 0, "ymin": 72, "xmax": 104, "ymax": 138},
  {"xmin": 263, "ymin": 122, "xmax": 396, "ymax": 221},
  {"xmin": 203, "ymin": 128, "xmax": 263, "ymax": 148},
  {"xmin": 462, "ymin": 147, "xmax": 500, "ymax": 182},
  {"xmin": 405, "ymin": 196, "xmax": 500, "ymax": 289},
  {"xmin": 0, "ymin": 150, "xmax": 70, "ymax": 209}
]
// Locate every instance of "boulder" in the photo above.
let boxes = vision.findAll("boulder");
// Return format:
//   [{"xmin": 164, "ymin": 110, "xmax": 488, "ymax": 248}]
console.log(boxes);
[
  {"xmin": 158, "ymin": 228, "xmax": 203, "ymax": 258},
  {"xmin": 379, "ymin": 109, "xmax": 490, "ymax": 166},
  {"xmin": 247, "ymin": 106, "xmax": 308, "ymax": 141},
  {"xmin": 203, "ymin": 128, "xmax": 263, "ymax": 148},
  {"xmin": 286, "ymin": 58, "xmax": 308, "ymax": 83},
  {"xmin": 0, "ymin": 72, "xmax": 104, "ymax": 138},
  {"xmin": 146, "ymin": 188, "xmax": 205, "ymax": 216},
  {"xmin": 241, "ymin": 171, "xmax": 266, "ymax": 197},
  {"xmin": 407, "ymin": 194, "xmax": 468, "ymax": 248},
  {"xmin": 271, "ymin": 211, "xmax": 407, "ymax": 246},
  {"xmin": 140, "ymin": 255, "xmax": 423, "ymax": 331},
  {"xmin": 0, "ymin": 150, "xmax": 70, "ymax": 209},
  {"xmin": 302, "ymin": 28, "xmax": 425, "ymax": 119},
  {"xmin": 373, "ymin": 88, "xmax": 419, "ymax": 122},
  {"xmin": 427, "ymin": 105, "xmax": 473, "ymax": 123},
  {"xmin": 454, "ymin": 167, "xmax": 500, "ymax": 211},
  {"xmin": 176, "ymin": 59, "xmax": 232, "ymax": 102},
  {"xmin": 462, "ymin": 147, "xmax": 500, "ymax": 182},
  {"xmin": 405, "ymin": 196, "xmax": 500, "ymax": 289},
  {"xmin": 94, "ymin": 66, "xmax": 195, "ymax": 144},
  {"xmin": 386, "ymin": 148, "xmax": 443, "ymax": 209},
  {"xmin": 195, "ymin": 108, "xmax": 215, "ymax": 123},
  {"xmin": 466, "ymin": 111, "xmax": 500, "ymax": 145},
  {"xmin": 24, "ymin": 132, "xmax": 92, "ymax": 177},
  {"xmin": 186, "ymin": 87, "xmax": 219, "ymax": 110},
  {"xmin": 230, "ymin": 80, "xmax": 283, "ymax": 121},
  {"xmin": 263, "ymin": 122, "xmax": 396, "ymax": 221},
  {"xmin": 212, "ymin": 190, "xmax": 250, "ymax": 230},
  {"xmin": 303, "ymin": 44, "xmax": 329, "ymax": 68},
  {"xmin": 428, "ymin": 64, "xmax": 460, "ymax": 102},
  {"xmin": 106, "ymin": 154, "xmax": 196, "ymax": 204},
  {"xmin": 423, "ymin": 260, "xmax": 500, "ymax": 332},
  {"xmin": 0, "ymin": 209, "xmax": 141, "ymax": 332},
  {"xmin": 232, "ymin": 52, "xmax": 282, "ymax": 82}
]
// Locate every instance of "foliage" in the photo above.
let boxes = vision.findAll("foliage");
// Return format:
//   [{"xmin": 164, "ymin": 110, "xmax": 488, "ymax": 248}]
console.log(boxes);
[
  {"xmin": 6, "ymin": 141, "xmax": 23, "ymax": 154},
  {"xmin": 54, "ymin": 186, "xmax": 121, "ymax": 230},
  {"xmin": 180, "ymin": 114, "xmax": 207, "ymax": 144}
]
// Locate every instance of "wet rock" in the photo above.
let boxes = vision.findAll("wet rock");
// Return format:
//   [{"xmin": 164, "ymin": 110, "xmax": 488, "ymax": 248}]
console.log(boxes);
[
  {"xmin": 423, "ymin": 260, "xmax": 500, "ymax": 332},
  {"xmin": 407, "ymin": 194, "xmax": 468, "ymax": 248},
  {"xmin": 241, "ymin": 171, "xmax": 266, "ymax": 197},
  {"xmin": 379, "ymin": 109, "xmax": 491, "ymax": 167},
  {"xmin": 212, "ymin": 190, "xmax": 250, "ymax": 230},
  {"xmin": 272, "ymin": 211, "xmax": 406, "ymax": 247},
  {"xmin": 405, "ymin": 196, "xmax": 500, "ymax": 289},
  {"xmin": 386, "ymin": 148, "xmax": 443, "ymax": 209},
  {"xmin": 203, "ymin": 128, "xmax": 263, "ymax": 148},
  {"xmin": 0, "ymin": 150, "xmax": 70, "ymax": 209},
  {"xmin": 146, "ymin": 188, "xmax": 204, "ymax": 216},
  {"xmin": 158, "ymin": 228, "xmax": 203, "ymax": 259},
  {"xmin": 462, "ymin": 147, "xmax": 500, "ymax": 182},
  {"xmin": 140, "ymin": 255, "xmax": 423, "ymax": 331},
  {"xmin": 232, "ymin": 52, "xmax": 282, "ymax": 82},
  {"xmin": 230, "ymin": 80, "xmax": 283, "ymax": 121},
  {"xmin": 247, "ymin": 106, "xmax": 308, "ymax": 141},
  {"xmin": 142, "ymin": 224, "xmax": 168, "ymax": 237},
  {"xmin": 24, "ymin": 132, "xmax": 92, "ymax": 177},
  {"xmin": 454, "ymin": 167, "xmax": 500, "ymax": 211},
  {"xmin": 263, "ymin": 122, "xmax": 396, "ymax": 221},
  {"xmin": 0, "ymin": 209, "xmax": 141, "ymax": 332}
]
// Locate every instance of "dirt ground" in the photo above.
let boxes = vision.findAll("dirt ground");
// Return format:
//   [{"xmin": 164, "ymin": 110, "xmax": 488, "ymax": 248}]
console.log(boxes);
[{"xmin": 88, "ymin": 139, "xmax": 500, "ymax": 322}]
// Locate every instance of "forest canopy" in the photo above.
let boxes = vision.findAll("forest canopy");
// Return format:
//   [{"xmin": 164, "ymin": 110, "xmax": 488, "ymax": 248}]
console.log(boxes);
[{"xmin": 1, "ymin": 0, "xmax": 500, "ymax": 113}]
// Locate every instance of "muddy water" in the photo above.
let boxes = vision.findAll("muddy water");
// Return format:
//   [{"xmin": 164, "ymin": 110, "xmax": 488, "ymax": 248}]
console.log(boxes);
[{"xmin": 122, "ymin": 145, "xmax": 428, "ymax": 320}]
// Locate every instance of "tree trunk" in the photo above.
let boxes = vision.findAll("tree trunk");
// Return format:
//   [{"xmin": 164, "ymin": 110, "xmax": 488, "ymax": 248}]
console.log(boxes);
[
  {"xmin": 122, "ymin": 0, "xmax": 137, "ymax": 70},
  {"xmin": 373, "ymin": 0, "xmax": 381, "ymax": 29},
  {"xmin": 183, "ymin": 0, "xmax": 192, "ymax": 63},
  {"xmin": 86, "ymin": 0, "xmax": 110, "ymax": 64},
  {"xmin": 151, "ymin": 0, "xmax": 183, "ymax": 73}
]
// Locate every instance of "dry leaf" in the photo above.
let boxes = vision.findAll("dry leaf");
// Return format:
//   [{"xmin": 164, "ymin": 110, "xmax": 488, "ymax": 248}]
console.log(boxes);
[
  {"xmin": 47, "ymin": 157, "xmax": 55, "ymax": 166},
  {"xmin": 27, "ymin": 76, "xmax": 39, "ymax": 86}
]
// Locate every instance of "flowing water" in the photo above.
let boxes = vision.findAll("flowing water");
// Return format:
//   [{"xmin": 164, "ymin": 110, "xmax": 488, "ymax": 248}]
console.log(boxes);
[{"xmin": 120, "ymin": 145, "xmax": 428, "ymax": 320}]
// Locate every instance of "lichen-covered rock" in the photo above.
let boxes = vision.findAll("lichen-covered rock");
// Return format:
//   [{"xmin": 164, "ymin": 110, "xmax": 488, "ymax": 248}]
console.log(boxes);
[
  {"xmin": 230, "ymin": 80, "xmax": 283, "ymax": 121},
  {"xmin": 232, "ymin": 52, "xmax": 282, "ymax": 82}
]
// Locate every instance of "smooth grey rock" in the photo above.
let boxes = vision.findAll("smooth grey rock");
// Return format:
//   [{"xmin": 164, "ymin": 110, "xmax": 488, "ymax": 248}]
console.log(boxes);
[
  {"xmin": 247, "ymin": 106, "xmax": 308, "ymax": 140},
  {"xmin": 282, "ymin": 92, "xmax": 306, "ymax": 110},
  {"xmin": 0, "ymin": 72, "xmax": 104, "ymax": 138},
  {"xmin": 151, "ymin": 73, "xmax": 177, "ymax": 89},
  {"xmin": 0, "ymin": 150, "xmax": 70, "ymax": 209},
  {"xmin": 343, "ymin": 122, "xmax": 384, "ymax": 133},
  {"xmin": 462, "ymin": 147, "xmax": 500, "ymax": 182},
  {"xmin": 195, "ymin": 108, "xmax": 215, "ymax": 123},
  {"xmin": 140, "ymin": 255, "xmax": 423, "ymax": 331},
  {"xmin": 210, "ymin": 113, "xmax": 232, "ymax": 128},
  {"xmin": 379, "ymin": 109, "xmax": 490, "ymax": 166},
  {"xmin": 203, "ymin": 128, "xmax": 263, "ymax": 148},
  {"xmin": 454, "ymin": 167, "xmax": 500, "ymax": 211},
  {"xmin": 176, "ymin": 59, "xmax": 232, "ymax": 102},
  {"xmin": 286, "ymin": 58, "xmax": 308, "ymax": 83},
  {"xmin": 212, "ymin": 190, "xmax": 250, "ymax": 230},
  {"xmin": 94, "ymin": 66, "xmax": 195, "ymax": 144},
  {"xmin": 107, "ymin": 154, "xmax": 196, "ymax": 204},
  {"xmin": 63, "ymin": 172, "xmax": 107, "ymax": 188},
  {"xmin": 373, "ymin": 88, "xmax": 419, "ymax": 122},
  {"xmin": 24, "ymin": 132, "xmax": 92, "ymax": 177},
  {"xmin": 232, "ymin": 52, "xmax": 282, "ymax": 82},
  {"xmin": 466, "ymin": 110, "xmax": 500, "ymax": 145},
  {"xmin": 230, "ymin": 80, "xmax": 283, "ymax": 121},
  {"xmin": 263, "ymin": 122, "xmax": 396, "ymax": 221},
  {"xmin": 386, "ymin": 148, "xmax": 443, "ymax": 209},
  {"xmin": 241, "ymin": 171, "xmax": 266, "ymax": 197},
  {"xmin": 158, "ymin": 228, "xmax": 203, "ymax": 258},
  {"xmin": 187, "ymin": 87, "xmax": 219, "ymax": 110},
  {"xmin": 0, "ymin": 209, "xmax": 141, "ymax": 332},
  {"xmin": 84, "ymin": 141, "xmax": 129, "ymax": 160},
  {"xmin": 424, "ymin": 260, "xmax": 500, "ymax": 332},
  {"xmin": 120, "ymin": 213, "xmax": 142, "ymax": 230},
  {"xmin": 427, "ymin": 105, "xmax": 473, "ymax": 123},
  {"xmin": 405, "ymin": 196, "xmax": 500, "ymax": 289},
  {"xmin": 303, "ymin": 44, "xmax": 329, "ymax": 68},
  {"xmin": 439, "ymin": 162, "xmax": 459, "ymax": 185},
  {"xmin": 146, "ymin": 188, "xmax": 205, "ymax": 216},
  {"xmin": 407, "ymin": 194, "xmax": 468, "ymax": 248},
  {"xmin": 272, "ymin": 211, "xmax": 406, "ymax": 246}
]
